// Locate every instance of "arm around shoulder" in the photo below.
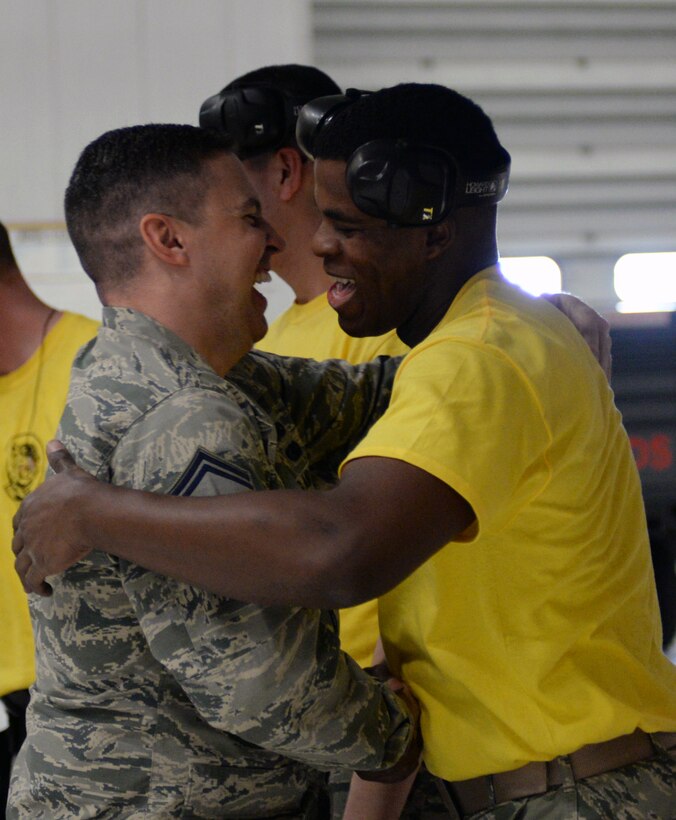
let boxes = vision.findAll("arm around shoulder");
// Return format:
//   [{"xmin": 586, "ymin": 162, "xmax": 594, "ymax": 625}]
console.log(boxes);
[{"xmin": 13, "ymin": 446, "xmax": 474, "ymax": 608}]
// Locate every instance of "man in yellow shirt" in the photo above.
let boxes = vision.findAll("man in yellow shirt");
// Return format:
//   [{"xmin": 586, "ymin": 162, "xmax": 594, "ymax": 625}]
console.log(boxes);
[
  {"xmin": 200, "ymin": 64, "xmax": 609, "ymax": 674},
  {"xmin": 0, "ymin": 221, "xmax": 97, "ymax": 811},
  {"xmin": 201, "ymin": 71, "xmax": 617, "ymax": 819},
  {"xmin": 14, "ymin": 84, "xmax": 675, "ymax": 818}
]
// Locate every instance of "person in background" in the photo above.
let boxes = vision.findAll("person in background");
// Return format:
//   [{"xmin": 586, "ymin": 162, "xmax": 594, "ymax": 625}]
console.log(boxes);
[
  {"xmin": 203, "ymin": 63, "xmax": 410, "ymax": 673},
  {"xmin": 0, "ymin": 221, "xmax": 97, "ymax": 814}
]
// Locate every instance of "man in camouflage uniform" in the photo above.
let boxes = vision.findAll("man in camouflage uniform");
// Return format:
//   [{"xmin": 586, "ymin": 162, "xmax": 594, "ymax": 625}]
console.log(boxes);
[{"xmin": 8, "ymin": 124, "xmax": 419, "ymax": 818}]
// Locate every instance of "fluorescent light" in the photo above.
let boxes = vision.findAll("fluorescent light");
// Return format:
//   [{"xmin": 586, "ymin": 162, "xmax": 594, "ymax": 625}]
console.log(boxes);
[
  {"xmin": 616, "ymin": 302, "xmax": 676, "ymax": 313},
  {"xmin": 499, "ymin": 256, "xmax": 562, "ymax": 296},
  {"xmin": 614, "ymin": 253, "xmax": 676, "ymax": 312}
]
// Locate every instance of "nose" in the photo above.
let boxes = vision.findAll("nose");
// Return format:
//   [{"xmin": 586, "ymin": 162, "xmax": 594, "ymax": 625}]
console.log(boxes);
[{"xmin": 311, "ymin": 218, "xmax": 339, "ymax": 259}]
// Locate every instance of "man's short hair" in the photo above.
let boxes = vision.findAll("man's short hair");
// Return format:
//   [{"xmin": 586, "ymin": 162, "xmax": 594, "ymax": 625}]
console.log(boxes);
[
  {"xmin": 64, "ymin": 124, "xmax": 232, "ymax": 291},
  {"xmin": 225, "ymin": 64, "xmax": 341, "ymax": 161},
  {"xmin": 313, "ymin": 83, "xmax": 506, "ymax": 177},
  {"xmin": 227, "ymin": 63, "xmax": 340, "ymax": 102},
  {"xmin": 0, "ymin": 220, "xmax": 18, "ymax": 272}
]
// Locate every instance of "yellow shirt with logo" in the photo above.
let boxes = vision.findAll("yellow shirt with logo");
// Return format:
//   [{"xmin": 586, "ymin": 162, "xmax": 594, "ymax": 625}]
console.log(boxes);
[
  {"xmin": 343, "ymin": 267, "xmax": 676, "ymax": 779},
  {"xmin": 258, "ymin": 293, "xmax": 408, "ymax": 666},
  {"xmin": 0, "ymin": 311, "xmax": 98, "ymax": 696}
]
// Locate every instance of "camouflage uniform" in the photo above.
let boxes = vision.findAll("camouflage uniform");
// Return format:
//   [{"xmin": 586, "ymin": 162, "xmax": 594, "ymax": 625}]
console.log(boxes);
[{"xmin": 8, "ymin": 308, "xmax": 413, "ymax": 819}]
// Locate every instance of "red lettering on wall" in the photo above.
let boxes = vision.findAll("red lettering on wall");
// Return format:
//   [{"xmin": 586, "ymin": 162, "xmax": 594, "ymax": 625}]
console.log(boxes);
[{"xmin": 630, "ymin": 434, "xmax": 674, "ymax": 472}]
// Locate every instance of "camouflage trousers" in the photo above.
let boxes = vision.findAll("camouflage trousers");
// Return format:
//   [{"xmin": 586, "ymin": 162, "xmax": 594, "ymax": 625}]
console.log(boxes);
[{"xmin": 330, "ymin": 744, "xmax": 675, "ymax": 819}]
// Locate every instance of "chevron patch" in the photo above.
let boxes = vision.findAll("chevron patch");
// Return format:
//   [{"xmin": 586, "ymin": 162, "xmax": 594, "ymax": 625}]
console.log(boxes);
[{"xmin": 170, "ymin": 447, "xmax": 254, "ymax": 496}]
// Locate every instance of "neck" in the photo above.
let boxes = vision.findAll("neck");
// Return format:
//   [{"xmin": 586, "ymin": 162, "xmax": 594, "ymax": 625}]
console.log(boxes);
[
  {"xmin": 0, "ymin": 269, "xmax": 61, "ymax": 374},
  {"xmin": 106, "ymin": 281, "xmax": 248, "ymax": 378},
  {"xmin": 398, "ymin": 249, "xmax": 498, "ymax": 348}
]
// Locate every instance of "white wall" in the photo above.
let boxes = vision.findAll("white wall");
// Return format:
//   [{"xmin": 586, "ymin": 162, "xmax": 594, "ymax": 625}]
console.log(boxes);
[{"xmin": 1, "ymin": 0, "xmax": 304, "ymax": 319}]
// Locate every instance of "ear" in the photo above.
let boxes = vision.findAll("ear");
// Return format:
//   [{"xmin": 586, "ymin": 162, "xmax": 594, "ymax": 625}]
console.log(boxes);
[
  {"xmin": 423, "ymin": 217, "xmax": 455, "ymax": 261},
  {"xmin": 139, "ymin": 213, "xmax": 191, "ymax": 267},
  {"xmin": 276, "ymin": 147, "xmax": 306, "ymax": 203}
]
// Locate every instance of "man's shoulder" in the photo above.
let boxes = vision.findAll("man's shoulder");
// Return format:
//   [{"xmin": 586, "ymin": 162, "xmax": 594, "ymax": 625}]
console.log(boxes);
[
  {"xmin": 51, "ymin": 311, "xmax": 99, "ymax": 351},
  {"xmin": 256, "ymin": 297, "xmax": 327, "ymax": 355},
  {"xmin": 60, "ymin": 310, "xmax": 99, "ymax": 335},
  {"xmin": 35, "ymin": 311, "xmax": 99, "ymax": 378},
  {"xmin": 71, "ymin": 322, "xmax": 228, "ymax": 408},
  {"xmin": 62, "ymin": 330, "xmax": 244, "ymax": 478}
]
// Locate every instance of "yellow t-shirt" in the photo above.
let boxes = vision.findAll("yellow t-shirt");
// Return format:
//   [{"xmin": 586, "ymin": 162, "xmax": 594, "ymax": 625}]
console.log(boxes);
[
  {"xmin": 257, "ymin": 292, "xmax": 406, "ymax": 363},
  {"xmin": 258, "ymin": 293, "xmax": 408, "ymax": 666},
  {"xmin": 0, "ymin": 311, "xmax": 98, "ymax": 696},
  {"xmin": 343, "ymin": 267, "xmax": 676, "ymax": 780}
]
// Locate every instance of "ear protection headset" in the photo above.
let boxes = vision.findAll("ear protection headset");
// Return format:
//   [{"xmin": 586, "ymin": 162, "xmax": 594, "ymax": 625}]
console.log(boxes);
[
  {"xmin": 296, "ymin": 91, "xmax": 511, "ymax": 227},
  {"xmin": 199, "ymin": 85, "xmax": 306, "ymax": 160}
]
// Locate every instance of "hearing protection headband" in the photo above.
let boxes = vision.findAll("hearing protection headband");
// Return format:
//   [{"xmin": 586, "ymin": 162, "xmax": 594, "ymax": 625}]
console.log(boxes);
[
  {"xmin": 199, "ymin": 85, "xmax": 307, "ymax": 160},
  {"xmin": 296, "ymin": 91, "xmax": 511, "ymax": 227}
]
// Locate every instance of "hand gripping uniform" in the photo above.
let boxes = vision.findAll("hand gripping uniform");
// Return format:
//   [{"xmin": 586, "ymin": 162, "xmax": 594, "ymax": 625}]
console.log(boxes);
[
  {"xmin": 8, "ymin": 308, "xmax": 413, "ymax": 820},
  {"xmin": 344, "ymin": 267, "xmax": 676, "ymax": 815}
]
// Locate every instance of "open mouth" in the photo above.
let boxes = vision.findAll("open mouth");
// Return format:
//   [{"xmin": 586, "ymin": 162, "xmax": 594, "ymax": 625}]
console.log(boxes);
[
  {"xmin": 327, "ymin": 276, "xmax": 356, "ymax": 310},
  {"xmin": 252, "ymin": 270, "xmax": 271, "ymax": 312},
  {"xmin": 254, "ymin": 270, "xmax": 272, "ymax": 285}
]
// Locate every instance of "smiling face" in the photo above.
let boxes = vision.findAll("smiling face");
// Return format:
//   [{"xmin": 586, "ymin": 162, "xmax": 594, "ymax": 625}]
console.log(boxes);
[
  {"xmin": 311, "ymin": 159, "xmax": 437, "ymax": 342},
  {"xmin": 186, "ymin": 154, "xmax": 283, "ymax": 357}
]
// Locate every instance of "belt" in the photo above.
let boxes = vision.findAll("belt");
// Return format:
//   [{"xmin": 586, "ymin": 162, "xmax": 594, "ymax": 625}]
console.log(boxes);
[{"xmin": 441, "ymin": 729, "xmax": 676, "ymax": 817}]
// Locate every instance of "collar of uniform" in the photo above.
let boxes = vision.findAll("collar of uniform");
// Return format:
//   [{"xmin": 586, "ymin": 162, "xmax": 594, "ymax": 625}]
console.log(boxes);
[{"xmin": 101, "ymin": 306, "xmax": 211, "ymax": 374}]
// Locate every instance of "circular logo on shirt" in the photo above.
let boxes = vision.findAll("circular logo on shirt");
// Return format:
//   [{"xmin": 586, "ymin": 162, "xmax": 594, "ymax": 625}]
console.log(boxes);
[{"xmin": 4, "ymin": 433, "xmax": 44, "ymax": 502}]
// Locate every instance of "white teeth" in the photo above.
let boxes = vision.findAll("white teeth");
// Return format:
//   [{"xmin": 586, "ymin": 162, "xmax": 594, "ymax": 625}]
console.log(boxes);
[
  {"xmin": 333, "ymin": 277, "xmax": 354, "ymax": 286},
  {"xmin": 255, "ymin": 271, "xmax": 272, "ymax": 284}
]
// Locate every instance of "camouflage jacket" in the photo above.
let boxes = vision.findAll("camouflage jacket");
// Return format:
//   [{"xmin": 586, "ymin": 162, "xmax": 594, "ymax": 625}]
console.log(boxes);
[{"xmin": 9, "ymin": 308, "xmax": 411, "ymax": 819}]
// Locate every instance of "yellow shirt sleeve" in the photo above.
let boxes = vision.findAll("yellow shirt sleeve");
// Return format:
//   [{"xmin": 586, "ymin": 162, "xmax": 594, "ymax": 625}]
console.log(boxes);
[{"xmin": 344, "ymin": 337, "xmax": 551, "ymax": 538}]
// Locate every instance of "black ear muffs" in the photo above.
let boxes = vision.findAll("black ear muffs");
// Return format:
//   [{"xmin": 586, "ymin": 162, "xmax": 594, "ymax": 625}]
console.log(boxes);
[
  {"xmin": 295, "ymin": 89, "xmax": 366, "ymax": 160},
  {"xmin": 347, "ymin": 140, "xmax": 510, "ymax": 226},
  {"xmin": 346, "ymin": 140, "xmax": 454, "ymax": 226},
  {"xmin": 296, "ymin": 91, "xmax": 511, "ymax": 226},
  {"xmin": 199, "ymin": 85, "xmax": 305, "ymax": 160}
]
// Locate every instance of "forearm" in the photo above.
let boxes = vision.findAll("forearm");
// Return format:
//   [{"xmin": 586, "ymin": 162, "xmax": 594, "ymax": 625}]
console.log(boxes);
[
  {"xmin": 79, "ymin": 482, "xmax": 370, "ymax": 607},
  {"xmin": 343, "ymin": 769, "xmax": 420, "ymax": 820},
  {"xmin": 16, "ymin": 447, "xmax": 472, "ymax": 605},
  {"xmin": 302, "ymin": 355, "xmax": 400, "ymax": 477}
]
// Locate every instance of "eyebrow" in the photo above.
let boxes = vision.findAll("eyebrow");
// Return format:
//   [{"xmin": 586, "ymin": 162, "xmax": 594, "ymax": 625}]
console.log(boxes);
[
  {"xmin": 322, "ymin": 208, "xmax": 365, "ymax": 225},
  {"xmin": 234, "ymin": 197, "xmax": 262, "ymax": 215}
]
